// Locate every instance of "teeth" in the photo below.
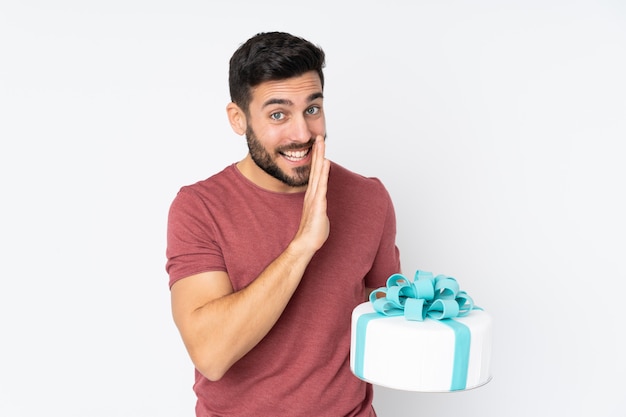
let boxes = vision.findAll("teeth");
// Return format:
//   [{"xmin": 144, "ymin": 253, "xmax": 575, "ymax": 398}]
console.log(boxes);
[{"xmin": 283, "ymin": 148, "xmax": 310, "ymax": 160}]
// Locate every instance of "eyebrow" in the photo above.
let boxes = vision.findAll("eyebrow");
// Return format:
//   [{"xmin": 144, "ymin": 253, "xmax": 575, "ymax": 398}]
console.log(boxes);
[{"xmin": 261, "ymin": 92, "xmax": 324, "ymax": 109}]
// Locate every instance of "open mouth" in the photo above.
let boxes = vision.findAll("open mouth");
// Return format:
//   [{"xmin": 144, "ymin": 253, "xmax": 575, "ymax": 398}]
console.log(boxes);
[{"xmin": 280, "ymin": 147, "xmax": 311, "ymax": 162}]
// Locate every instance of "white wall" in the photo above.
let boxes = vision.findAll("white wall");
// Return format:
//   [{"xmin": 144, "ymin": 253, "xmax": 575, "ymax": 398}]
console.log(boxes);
[{"xmin": 1, "ymin": 1, "xmax": 624, "ymax": 416}]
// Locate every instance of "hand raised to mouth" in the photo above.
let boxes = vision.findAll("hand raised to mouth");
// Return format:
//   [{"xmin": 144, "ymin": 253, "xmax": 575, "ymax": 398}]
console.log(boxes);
[{"xmin": 295, "ymin": 135, "xmax": 331, "ymax": 253}]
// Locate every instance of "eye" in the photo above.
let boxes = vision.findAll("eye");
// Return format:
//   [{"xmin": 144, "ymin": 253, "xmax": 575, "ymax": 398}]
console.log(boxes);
[
  {"xmin": 306, "ymin": 106, "xmax": 320, "ymax": 116},
  {"xmin": 270, "ymin": 112, "xmax": 285, "ymax": 121}
]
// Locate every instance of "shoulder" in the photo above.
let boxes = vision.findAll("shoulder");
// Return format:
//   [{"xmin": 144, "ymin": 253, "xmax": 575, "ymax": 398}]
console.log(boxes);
[
  {"xmin": 170, "ymin": 165, "xmax": 239, "ymax": 207},
  {"xmin": 179, "ymin": 164, "xmax": 238, "ymax": 197},
  {"xmin": 167, "ymin": 165, "xmax": 243, "ymax": 227},
  {"xmin": 328, "ymin": 161, "xmax": 389, "ymax": 197},
  {"xmin": 327, "ymin": 161, "xmax": 394, "ymax": 220}
]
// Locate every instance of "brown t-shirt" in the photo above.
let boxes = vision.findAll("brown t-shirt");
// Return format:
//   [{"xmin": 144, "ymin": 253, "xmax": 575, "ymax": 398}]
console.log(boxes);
[{"xmin": 166, "ymin": 162, "xmax": 401, "ymax": 417}]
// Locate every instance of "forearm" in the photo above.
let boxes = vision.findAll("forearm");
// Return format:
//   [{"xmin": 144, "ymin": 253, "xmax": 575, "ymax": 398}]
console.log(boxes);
[{"xmin": 179, "ymin": 239, "xmax": 316, "ymax": 381}]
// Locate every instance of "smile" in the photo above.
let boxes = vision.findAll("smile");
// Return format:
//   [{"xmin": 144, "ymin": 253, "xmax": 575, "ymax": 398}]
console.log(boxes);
[{"xmin": 281, "ymin": 148, "xmax": 311, "ymax": 162}]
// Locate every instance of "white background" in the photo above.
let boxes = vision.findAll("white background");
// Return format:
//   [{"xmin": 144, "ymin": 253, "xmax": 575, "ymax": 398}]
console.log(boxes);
[{"xmin": 1, "ymin": 1, "xmax": 625, "ymax": 416}]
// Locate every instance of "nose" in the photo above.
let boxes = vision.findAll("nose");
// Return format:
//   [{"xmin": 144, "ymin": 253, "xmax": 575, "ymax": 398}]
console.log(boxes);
[{"xmin": 290, "ymin": 114, "xmax": 314, "ymax": 143}]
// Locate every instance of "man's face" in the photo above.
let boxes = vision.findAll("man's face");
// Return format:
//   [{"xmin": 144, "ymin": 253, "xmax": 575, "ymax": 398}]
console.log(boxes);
[{"xmin": 243, "ymin": 71, "xmax": 326, "ymax": 189}]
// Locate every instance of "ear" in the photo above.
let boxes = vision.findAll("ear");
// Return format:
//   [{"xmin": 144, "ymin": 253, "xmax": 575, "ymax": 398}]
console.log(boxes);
[{"xmin": 226, "ymin": 102, "xmax": 247, "ymax": 136}]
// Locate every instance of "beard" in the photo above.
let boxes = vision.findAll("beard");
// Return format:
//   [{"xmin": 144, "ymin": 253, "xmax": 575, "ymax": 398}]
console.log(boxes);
[{"xmin": 245, "ymin": 126, "xmax": 318, "ymax": 188}]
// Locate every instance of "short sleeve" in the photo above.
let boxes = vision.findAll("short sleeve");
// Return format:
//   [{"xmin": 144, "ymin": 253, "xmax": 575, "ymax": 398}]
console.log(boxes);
[{"xmin": 165, "ymin": 187, "xmax": 227, "ymax": 288}]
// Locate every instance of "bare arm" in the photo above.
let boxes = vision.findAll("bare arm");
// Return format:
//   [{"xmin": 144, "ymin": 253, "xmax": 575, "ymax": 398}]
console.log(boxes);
[{"xmin": 170, "ymin": 137, "xmax": 330, "ymax": 381}]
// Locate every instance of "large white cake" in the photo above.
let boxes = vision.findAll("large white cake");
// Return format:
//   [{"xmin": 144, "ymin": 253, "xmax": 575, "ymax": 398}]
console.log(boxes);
[{"xmin": 350, "ymin": 271, "xmax": 493, "ymax": 392}]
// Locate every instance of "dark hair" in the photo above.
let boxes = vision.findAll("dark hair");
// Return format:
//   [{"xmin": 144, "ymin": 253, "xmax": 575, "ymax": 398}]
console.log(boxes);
[{"xmin": 229, "ymin": 32, "xmax": 326, "ymax": 113}]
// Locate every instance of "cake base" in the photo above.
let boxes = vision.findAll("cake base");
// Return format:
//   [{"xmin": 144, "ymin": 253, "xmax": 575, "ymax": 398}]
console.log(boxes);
[{"xmin": 350, "ymin": 302, "xmax": 493, "ymax": 392}]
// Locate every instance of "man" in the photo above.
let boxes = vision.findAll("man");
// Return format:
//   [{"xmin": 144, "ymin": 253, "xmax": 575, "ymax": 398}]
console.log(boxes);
[{"xmin": 166, "ymin": 31, "xmax": 401, "ymax": 416}]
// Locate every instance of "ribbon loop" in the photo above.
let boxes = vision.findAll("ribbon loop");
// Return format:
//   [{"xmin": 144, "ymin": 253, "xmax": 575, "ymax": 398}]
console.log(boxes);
[{"xmin": 404, "ymin": 297, "xmax": 426, "ymax": 321}]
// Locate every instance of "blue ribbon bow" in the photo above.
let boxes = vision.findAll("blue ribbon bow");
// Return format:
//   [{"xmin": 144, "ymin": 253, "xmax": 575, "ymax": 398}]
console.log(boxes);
[{"xmin": 369, "ymin": 270, "xmax": 480, "ymax": 321}]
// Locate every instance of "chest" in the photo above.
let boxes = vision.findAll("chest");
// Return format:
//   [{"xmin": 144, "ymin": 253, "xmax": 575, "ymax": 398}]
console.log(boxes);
[{"xmin": 213, "ymin": 195, "xmax": 381, "ymax": 292}]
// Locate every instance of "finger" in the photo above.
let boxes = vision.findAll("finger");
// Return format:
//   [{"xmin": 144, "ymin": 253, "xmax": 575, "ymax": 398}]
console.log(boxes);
[
  {"xmin": 308, "ymin": 136, "xmax": 327, "ymax": 194},
  {"xmin": 314, "ymin": 136, "xmax": 329, "ymax": 181}
]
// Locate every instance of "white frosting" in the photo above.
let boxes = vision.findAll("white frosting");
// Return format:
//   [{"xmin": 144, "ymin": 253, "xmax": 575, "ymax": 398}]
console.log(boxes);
[{"xmin": 350, "ymin": 302, "xmax": 493, "ymax": 392}]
